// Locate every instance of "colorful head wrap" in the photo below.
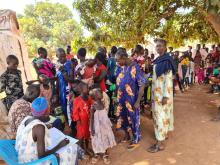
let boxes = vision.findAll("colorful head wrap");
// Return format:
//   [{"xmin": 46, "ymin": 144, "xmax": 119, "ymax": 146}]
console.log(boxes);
[{"xmin": 31, "ymin": 97, "xmax": 49, "ymax": 117}]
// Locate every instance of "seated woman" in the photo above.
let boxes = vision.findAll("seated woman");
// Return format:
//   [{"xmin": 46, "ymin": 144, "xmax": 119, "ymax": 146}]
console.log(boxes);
[
  {"xmin": 15, "ymin": 97, "xmax": 80, "ymax": 165},
  {"xmin": 209, "ymin": 63, "xmax": 220, "ymax": 94},
  {"xmin": 8, "ymin": 84, "xmax": 40, "ymax": 136}
]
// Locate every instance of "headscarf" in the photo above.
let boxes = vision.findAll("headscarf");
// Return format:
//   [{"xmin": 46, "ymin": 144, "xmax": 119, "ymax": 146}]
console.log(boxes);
[
  {"xmin": 154, "ymin": 53, "xmax": 176, "ymax": 77},
  {"xmin": 31, "ymin": 97, "xmax": 49, "ymax": 117}
]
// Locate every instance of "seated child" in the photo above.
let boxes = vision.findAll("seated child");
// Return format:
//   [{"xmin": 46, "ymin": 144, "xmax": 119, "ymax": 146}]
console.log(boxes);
[
  {"xmin": 71, "ymin": 82, "xmax": 93, "ymax": 155},
  {"xmin": 213, "ymin": 65, "xmax": 219, "ymax": 77},
  {"xmin": 89, "ymin": 88, "xmax": 116, "ymax": 164},
  {"xmin": 209, "ymin": 63, "xmax": 220, "ymax": 93},
  {"xmin": 32, "ymin": 47, "xmax": 55, "ymax": 78},
  {"xmin": 0, "ymin": 55, "xmax": 24, "ymax": 111}
]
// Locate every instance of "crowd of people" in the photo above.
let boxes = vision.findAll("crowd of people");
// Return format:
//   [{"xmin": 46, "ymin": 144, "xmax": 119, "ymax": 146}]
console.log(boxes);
[{"xmin": 1, "ymin": 38, "xmax": 220, "ymax": 164}]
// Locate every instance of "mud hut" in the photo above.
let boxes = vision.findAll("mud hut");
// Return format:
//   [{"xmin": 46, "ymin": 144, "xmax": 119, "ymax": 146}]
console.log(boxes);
[{"xmin": 0, "ymin": 9, "xmax": 31, "ymax": 139}]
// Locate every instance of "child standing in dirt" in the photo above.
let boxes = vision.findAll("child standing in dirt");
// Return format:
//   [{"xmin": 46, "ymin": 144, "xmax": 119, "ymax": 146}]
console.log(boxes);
[
  {"xmin": 89, "ymin": 88, "xmax": 116, "ymax": 164},
  {"xmin": 71, "ymin": 82, "xmax": 93, "ymax": 155}
]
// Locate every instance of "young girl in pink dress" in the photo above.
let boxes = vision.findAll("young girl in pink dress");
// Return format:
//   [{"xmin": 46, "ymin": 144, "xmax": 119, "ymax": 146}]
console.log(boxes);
[{"xmin": 89, "ymin": 88, "xmax": 116, "ymax": 164}]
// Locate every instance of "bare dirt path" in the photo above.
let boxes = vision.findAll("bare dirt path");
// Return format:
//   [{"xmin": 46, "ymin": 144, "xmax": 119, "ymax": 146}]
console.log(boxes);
[
  {"xmin": 81, "ymin": 85, "xmax": 220, "ymax": 165},
  {"xmin": 1, "ymin": 85, "xmax": 220, "ymax": 165}
]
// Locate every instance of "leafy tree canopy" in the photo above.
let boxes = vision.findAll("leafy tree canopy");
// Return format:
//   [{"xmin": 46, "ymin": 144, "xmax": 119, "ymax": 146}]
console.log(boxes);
[
  {"xmin": 18, "ymin": 1, "xmax": 83, "ymax": 57},
  {"xmin": 74, "ymin": 0, "xmax": 220, "ymax": 49}
]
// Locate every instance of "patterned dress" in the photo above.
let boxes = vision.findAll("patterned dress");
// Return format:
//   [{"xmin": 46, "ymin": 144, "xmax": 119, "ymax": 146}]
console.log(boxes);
[
  {"xmin": 15, "ymin": 116, "xmax": 79, "ymax": 165},
  {"xmin": 8, "ymin": 99, "xmax": 32, "ymax": 133},
  {"xmin": 91, "ymin": 108, "xmax": 116, "ymax": 154},
  {"xmin": 151, "ymin": 66, "xmax": 174, "ymax": 141},
  {"xmin": 116, "ymin": 63, "xmax": 147, "ymax": 143},
  {"xmin": 0, "ymin": 69, "xmax": 24, "ymax": 110}
]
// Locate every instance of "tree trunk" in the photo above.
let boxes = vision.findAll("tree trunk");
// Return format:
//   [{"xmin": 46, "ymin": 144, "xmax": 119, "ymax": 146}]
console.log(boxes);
[{"xmin": 206, "ymin": 12, "xmax": 220, "ymax": 37}]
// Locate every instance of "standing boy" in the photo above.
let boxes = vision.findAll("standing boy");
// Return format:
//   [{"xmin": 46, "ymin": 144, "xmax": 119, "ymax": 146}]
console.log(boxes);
[{"xmin": 0, "ymin": 55, "xmax": 24, "ymax": 111}]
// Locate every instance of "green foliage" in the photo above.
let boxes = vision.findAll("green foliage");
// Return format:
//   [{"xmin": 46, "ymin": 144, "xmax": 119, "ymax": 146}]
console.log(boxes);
[
  {"xmin": 160, "ymin": 10, "xmax": 220, "ymax": 48},
  {"xmin": 18, "ymin": 1, "xmax": 83, "ymax": 57},
  {"xmin": 73, "ymin": 0, "xmax": 220, "ymax": 49}
]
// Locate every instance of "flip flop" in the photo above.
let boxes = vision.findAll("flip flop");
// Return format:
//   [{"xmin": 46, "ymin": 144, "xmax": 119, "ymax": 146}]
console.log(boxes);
[
  {"xmin": 91, "ymin": 155, "xmax": 99, "ymax": 164},
  {"xmin": 127, "ymin": 143, "xmax": 140, "ymax": 151},
  {"xmin": 211, "ymin": 118, "xmax": 220, "ymax": 122},
  {"xmin": 103, "ymin": 155, "xmax": 111, "ymax": 164},
  {"xmin": 147, "ymin": 144, "xmax": 164, "ymax": 153}
]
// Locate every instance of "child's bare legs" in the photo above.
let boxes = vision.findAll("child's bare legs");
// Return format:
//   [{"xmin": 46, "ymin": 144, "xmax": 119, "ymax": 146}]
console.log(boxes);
[
  {"xmin": 79, "ymin": 139, "xmax": 92, "ymax": 158},
  {"xmin": 85, "ymin": 139, "xmax": 93, "ymax": 155},
  {"xmin": 83, "ymin": 139, "xmax": 92, "ymax": 156}
]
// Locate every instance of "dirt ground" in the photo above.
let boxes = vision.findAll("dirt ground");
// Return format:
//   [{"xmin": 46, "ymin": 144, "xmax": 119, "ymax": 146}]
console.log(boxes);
[
  {"xmin": 1, "ymin": 85, "xmax": 220, "ymax": 165},
  {"xmin": 80, "ymin": 85, "xmax": 220, "ymax": 165}
]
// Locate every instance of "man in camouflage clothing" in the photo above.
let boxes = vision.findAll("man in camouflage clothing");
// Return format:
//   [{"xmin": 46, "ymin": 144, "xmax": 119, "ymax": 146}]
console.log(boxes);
[{"xmin": 0, "ymin": 55, "xmax": 24, "ymax": 111}]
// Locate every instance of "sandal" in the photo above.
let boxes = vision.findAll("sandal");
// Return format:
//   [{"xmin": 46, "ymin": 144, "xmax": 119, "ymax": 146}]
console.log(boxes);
[
  {"xmin": 103, "ymin": 155, "xmax": 111, "ymax": 164},
  {"xmin": 211, "ymin": 117, "xmax": 220, "ymax": 122},
  {"xmin": 127, "ymin": 143, "xmax": 140, "ymax": 151},
  {"xmin": 91, "ymin": 154, "xmax": 99, "ymax": 164},
  {"xmin": 147, "ymin": 144, "xmax": 164, "ymax": 153}
]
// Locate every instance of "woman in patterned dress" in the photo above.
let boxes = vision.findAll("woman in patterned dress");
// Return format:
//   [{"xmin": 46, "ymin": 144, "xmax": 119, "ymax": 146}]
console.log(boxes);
[
  {"xmin": 115, "ymin": 49, "xmax": 147, "ymax": 150},
  {"xmin": 148, "ymin": 39, "xmax": 175, "ymax": 153}
]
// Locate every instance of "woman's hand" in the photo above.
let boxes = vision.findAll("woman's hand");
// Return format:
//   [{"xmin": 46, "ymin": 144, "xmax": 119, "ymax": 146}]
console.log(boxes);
[
  {"xmin": 58, "ymin": 138, "xmax": 69, "ymax": 148},
  {"xmin": 46, "ymin": 123, "xmax": 53, "ymax": 129}
]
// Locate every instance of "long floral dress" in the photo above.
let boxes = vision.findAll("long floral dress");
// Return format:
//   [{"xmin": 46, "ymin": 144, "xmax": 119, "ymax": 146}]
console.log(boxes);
[
  {"xmin": 116, "ymin": 63, "xmax": 147, "ymax": 143},
  {"xmin": 151, "ymin": 66, "xmax": 174, "ymax": 141}
]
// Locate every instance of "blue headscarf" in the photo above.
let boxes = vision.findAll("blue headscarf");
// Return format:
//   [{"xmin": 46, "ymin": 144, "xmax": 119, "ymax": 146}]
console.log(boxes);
[
  {"xmin": 154, "ymin": 53, "xmax": 176, "ymax": 77},
  {"xmin": 31, "ymin": 97, "xmax": 49, "ymax": 117}
]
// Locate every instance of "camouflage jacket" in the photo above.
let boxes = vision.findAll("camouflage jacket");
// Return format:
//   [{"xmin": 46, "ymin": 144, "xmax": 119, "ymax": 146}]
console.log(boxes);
[{"xmin": 0, "ymin": 69, "xmax": 24, "ymax": 110}]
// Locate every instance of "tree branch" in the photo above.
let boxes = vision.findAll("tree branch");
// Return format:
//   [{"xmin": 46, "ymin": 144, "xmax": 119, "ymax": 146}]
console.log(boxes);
[
  {"xmin": 157, "ymin": 6, "xmax": 179, "ymax": 21},
  {"xmin": 145, "ymin": 0, "xmax": 156, "ymax": 13}
]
